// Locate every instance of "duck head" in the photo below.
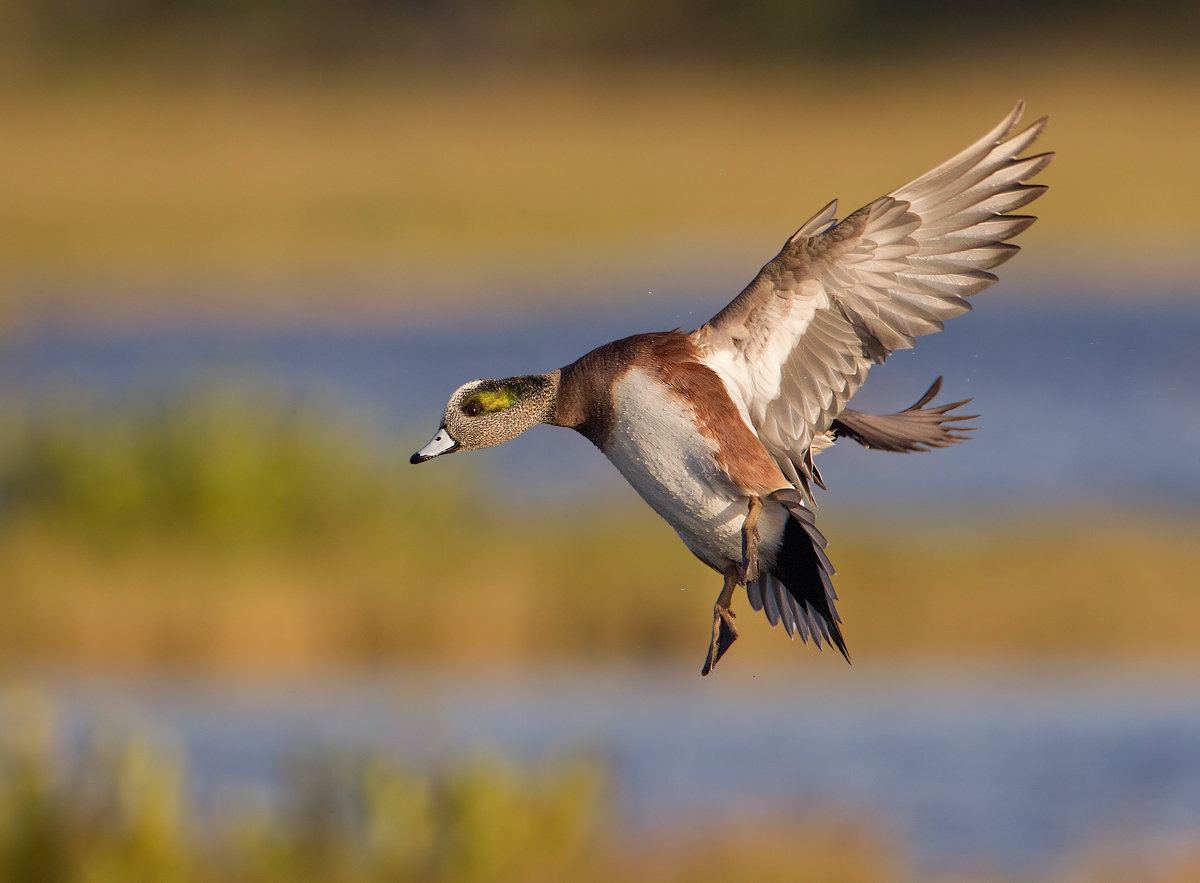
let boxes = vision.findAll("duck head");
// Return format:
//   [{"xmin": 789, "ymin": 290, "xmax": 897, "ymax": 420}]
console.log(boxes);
[{"xmin": 410, "ymin": 372, "xmax": 559, "ymax": 464}]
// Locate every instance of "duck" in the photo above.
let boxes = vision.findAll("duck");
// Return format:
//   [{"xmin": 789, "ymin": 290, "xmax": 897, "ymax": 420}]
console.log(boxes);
[{"xmin": 411, "ymin": 102, "xmax": 1052, "ymax": 675}]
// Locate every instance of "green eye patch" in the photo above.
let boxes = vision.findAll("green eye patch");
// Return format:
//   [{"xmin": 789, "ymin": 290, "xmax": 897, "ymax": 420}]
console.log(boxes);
[{"xmin": 462, "ymin": 383, "xmax": 521, "ymax": 415}]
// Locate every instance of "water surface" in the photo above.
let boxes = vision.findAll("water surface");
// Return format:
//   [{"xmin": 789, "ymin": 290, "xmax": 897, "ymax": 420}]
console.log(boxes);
[
  {"xmin": 5, "ymin": 276, "xmax": 1199, "ymax": 509},
  {"xmin": 39, "ymin": 666, "xmax": 1200, "ymax": 877}
]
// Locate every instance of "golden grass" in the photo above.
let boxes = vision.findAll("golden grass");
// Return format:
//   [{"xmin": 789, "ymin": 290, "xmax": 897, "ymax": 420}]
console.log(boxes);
[
  {"xmin": 615, "ymin": 815, "xmax": 895, "ymax": 883},
  {"xmin": 3, "ymin": 507, "xmax": 1198, "ymax": 676},
  {"xmin": 3, "ymin": 54, "xmax": 1199, "ymax": 317},
  {"xmin": 836, "ymin": 514, "xmax": 1200, "ymax": 662}
]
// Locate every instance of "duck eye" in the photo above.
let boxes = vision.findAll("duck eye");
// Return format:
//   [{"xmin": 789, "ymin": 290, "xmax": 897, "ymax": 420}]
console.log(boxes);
[{"xmin": 463, "ymin": 402, "xmax": 480, "ymax": 417}]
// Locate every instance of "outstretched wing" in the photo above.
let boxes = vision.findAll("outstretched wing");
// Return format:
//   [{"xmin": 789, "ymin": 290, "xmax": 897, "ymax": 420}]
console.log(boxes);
[{"xmin": 694, "ymin": 102, "xmax": 1052, "ymax": 494}]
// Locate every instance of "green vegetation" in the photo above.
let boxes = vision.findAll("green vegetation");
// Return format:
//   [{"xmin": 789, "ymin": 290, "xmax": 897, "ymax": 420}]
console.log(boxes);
[
  {"xmin": 0, "ymin": 386, "xmax": 401, "ymax": 549},
  {"xmin": 0, "ymin": 684, "xmax": 902, "ymax": 883},
  {"xmin": 2, "ymin": 389, "xmax": 1198, "ymax": 674},
  {"xmin": 0, "ymin": 684, "xmax": 604, "ymax": 882}
]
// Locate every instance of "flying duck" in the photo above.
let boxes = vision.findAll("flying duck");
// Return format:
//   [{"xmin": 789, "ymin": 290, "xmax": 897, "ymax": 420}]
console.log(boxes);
[{"xmin": 412, "ymin": 103, "xmax": 1052, "ymax": 675}]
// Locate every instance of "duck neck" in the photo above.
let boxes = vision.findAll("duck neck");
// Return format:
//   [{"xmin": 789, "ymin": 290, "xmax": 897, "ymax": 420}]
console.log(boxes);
[
  {"xmin": 531, "ymin": 369, "xmax": 561, "ymax": 427},
  {"xmin": 548, "ymin": 356, "xmax": 612, "ymax": 448}
]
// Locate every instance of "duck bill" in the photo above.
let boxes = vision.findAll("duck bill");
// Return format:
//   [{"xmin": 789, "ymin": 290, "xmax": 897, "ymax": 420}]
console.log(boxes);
[{"xmin": 410, "ymin": 427, "xmax": 459, "ymax": 464}]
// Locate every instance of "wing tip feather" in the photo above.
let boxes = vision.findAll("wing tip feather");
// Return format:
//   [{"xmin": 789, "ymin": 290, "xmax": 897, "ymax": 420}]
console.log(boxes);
[{"xmin": 790, "ymin": 198, "xmax": 840, "ymax": 242}]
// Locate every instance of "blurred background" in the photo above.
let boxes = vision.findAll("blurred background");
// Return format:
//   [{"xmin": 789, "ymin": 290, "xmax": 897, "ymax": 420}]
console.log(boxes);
[{"xmin": 2, "ymin": 1, "xmax": 1200, "ymax": 880}]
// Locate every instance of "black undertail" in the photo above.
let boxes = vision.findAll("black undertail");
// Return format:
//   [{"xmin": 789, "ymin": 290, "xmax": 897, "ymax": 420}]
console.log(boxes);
[{"xmin": 773, "ymin": 514, "xmax": 850, "ymax": 662}]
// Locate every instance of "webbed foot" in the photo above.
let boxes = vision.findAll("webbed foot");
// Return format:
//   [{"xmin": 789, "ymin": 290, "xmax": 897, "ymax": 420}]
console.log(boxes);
[
  {"xmin": 701, "ymin": 565, "xmax": 741, "ymax": 676},
  {"xmin": 702, "ymin": 607, "xmax": 738, "ymax": 676}
]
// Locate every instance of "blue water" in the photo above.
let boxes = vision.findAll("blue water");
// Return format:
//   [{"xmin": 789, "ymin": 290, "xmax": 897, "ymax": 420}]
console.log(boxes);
[
  {"xmin": 4, "ymin": 275, "xmax": 1198, "ymax": 510},
  {"xmin": 38, "ymin": 667, "xmax": 1200, "ymax": 877}
]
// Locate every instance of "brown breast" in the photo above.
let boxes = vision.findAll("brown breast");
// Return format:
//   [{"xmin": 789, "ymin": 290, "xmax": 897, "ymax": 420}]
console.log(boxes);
[{"xmin": 556, "ymin": 330, "xmax": 786, "ymax": 496}]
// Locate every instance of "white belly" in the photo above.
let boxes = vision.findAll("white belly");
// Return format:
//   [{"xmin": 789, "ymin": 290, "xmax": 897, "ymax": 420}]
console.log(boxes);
[{"xmin": 605, "ymin": 368, "xmax": 787, "ymax": 571}]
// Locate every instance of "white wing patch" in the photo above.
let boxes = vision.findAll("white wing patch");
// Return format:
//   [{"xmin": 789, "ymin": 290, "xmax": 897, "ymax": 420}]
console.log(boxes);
[{"xmin": 704, "ymin": 278, "xmax": 829, "ymax": 430}]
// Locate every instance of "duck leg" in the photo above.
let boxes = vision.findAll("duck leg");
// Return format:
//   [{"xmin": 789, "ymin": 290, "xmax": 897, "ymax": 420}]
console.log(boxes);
[
  {"xmin": 701, "ymin": 564, "xmax": 741, "ymax": 676},
  {"xmin": 741, "ymin": 495, "xmax": 763, "ymax": 583}
]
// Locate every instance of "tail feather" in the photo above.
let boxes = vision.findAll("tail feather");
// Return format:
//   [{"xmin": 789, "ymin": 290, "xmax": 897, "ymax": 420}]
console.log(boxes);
[
  {"xmin": 832, "ymin": 376, "xmax": 977, "ymax": 453},
  {"xmin": 766, "ymin": 506, "xmax": 850, "ymax": 663}
]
